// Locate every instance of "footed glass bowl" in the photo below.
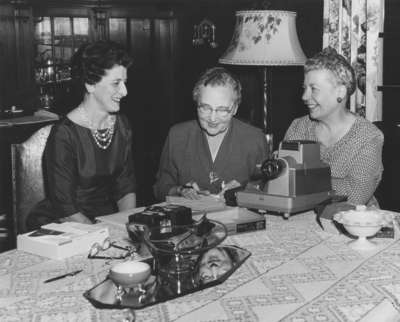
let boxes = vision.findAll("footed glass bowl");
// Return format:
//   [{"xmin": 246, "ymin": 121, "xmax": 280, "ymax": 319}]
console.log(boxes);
[
  {"xmin": 109, "ymin": 261, "xmax": 151, "ymax": 288},
  {"xmin": 108, "ymin": 261, "xmax": 152, "ymax": 305},
  {"xmin": 130, "ymin": 217, "xmax": 227, "ymax": 294},
  {"xmin": 334, "ymin": 206, "xmax": 393, "ymax": 251}
]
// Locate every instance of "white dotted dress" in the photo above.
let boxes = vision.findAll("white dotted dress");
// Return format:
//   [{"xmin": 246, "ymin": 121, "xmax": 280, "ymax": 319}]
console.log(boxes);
[{"xmin": 284, "ymin": 115, "xmax": 384, "ymax": 206}]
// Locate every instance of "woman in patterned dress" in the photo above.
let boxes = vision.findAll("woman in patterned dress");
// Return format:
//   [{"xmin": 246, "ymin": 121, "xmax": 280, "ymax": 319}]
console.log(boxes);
[{"xmin": 284, "ymin": 47, "xmax": 383, "ymax": 206}]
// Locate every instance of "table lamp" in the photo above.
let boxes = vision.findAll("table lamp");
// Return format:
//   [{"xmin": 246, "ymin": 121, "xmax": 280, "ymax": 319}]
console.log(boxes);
[{"xmin": 219, "ymin": 10, "xmax": 306, "ymax": 135}]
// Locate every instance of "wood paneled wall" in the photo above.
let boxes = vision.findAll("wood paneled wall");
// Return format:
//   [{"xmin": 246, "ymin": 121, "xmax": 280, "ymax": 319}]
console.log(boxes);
[
  {"xmin": 0, "ymin": 3, "xmax": 36, "ymax": 110},
  {"xmin": 0, "ymin": 4, "xmax": 17, "ymax": 109}
]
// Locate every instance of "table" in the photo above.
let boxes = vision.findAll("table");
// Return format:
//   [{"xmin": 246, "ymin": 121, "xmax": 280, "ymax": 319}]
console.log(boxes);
[{"xmin": 1, "ymin": 211, "xmax": 400, "ymax": 321}]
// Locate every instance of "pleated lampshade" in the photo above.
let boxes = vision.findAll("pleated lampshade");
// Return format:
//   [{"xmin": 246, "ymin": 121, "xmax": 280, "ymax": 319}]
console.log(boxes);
[{"xmin": 219, "ymin": 10, "xmax": 306, "ymax": 66}]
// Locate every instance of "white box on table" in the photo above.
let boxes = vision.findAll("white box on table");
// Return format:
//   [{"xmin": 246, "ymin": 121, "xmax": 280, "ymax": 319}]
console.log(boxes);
[{"xmin": 17, "ymin": 222, "xmax": 109, "ymax": 260}]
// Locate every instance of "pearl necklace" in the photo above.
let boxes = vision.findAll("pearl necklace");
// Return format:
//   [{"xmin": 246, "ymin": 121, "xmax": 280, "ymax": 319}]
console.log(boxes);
[{"xmin": 79, "ymin": 106, "xmax": 116, "ymax": 150}]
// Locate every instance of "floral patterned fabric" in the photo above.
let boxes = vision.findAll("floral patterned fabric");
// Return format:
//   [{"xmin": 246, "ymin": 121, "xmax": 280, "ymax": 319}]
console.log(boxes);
[{"xmin": 323, "ymin": 0, "xmax": 384, "ymax": 121}]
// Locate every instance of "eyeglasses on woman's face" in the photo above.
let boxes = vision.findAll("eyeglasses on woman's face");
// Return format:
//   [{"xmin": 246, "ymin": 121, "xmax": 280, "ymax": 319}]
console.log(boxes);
[
  {"xmin": 88, "ymin": 238, "xmax": 136, "ymax": 260},
  {"xmin": 197, "ymin": 103, "xmax": 234, "ymax": 118}
]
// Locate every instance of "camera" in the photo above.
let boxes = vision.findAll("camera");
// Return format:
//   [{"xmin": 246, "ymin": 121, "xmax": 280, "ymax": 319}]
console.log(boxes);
[{"xmin": 127, "ymin": 205, "xmax": 193, "ymax": 242}]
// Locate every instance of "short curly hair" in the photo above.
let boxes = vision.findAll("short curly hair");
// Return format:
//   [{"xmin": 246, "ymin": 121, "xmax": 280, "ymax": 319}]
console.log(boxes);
[
  {"xmin": 192, "ymin": 67, "xmax": 242, "ymax": 107},
  {"xmin": 71, "ymin": 40, "xmax": 132, "ymax": 89},
  {"xmin": 305, "ymin": 47, "xmax": 356, "ymax": 97}
]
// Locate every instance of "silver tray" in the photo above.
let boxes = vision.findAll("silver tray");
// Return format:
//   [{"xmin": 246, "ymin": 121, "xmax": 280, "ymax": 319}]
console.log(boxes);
[{"xmin": 83, "ymin": 245, "xmax": 251, "ymax": 309}]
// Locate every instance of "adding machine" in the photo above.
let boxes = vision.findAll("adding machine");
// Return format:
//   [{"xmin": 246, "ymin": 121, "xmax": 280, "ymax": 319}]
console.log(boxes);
[{"xmin": 237, "ymin": 140, "xmax": 333, "ymax": 217}]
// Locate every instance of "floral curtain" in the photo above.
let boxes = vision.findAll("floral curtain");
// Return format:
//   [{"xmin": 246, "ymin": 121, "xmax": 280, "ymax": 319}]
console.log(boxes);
[{"xmin": 323, "ymin": 0, "xmax": 384, "ymax": 121}]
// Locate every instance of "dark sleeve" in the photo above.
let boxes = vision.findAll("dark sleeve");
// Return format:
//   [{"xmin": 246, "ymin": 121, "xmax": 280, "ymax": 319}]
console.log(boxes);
[
  {"xmin": 45, "ymin": 124, "xmax": 79, "ymax": 218},
  {"xmin": 251, "ymin": 129, "xmax": 268, "ymax": 177},
  {"xmin": 112, "ymin": 115, "xmax": 137, "ymax": 201},
  {"xmin": 153, "ymin": 130, "xmax": 179, "ymax": 201}
]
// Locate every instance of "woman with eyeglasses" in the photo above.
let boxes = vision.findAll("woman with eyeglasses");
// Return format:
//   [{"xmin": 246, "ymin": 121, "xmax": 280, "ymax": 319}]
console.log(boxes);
[
  {"xmin": 153, "ymin": 67, "xmax": 267, "ymax": 201},
  {"xmin": 26, "ymin": 40, "xmax": 137, "ymax": 231}
]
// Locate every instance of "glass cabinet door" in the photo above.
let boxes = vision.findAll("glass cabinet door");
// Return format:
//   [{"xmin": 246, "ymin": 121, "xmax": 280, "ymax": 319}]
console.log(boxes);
[
  {"xmin": 34, "ymin": 16, "xmax": 89, "ymax": 111},
  {"xmin": 109, "ymin": 18, "xmax": 127, "ymax": 45}
]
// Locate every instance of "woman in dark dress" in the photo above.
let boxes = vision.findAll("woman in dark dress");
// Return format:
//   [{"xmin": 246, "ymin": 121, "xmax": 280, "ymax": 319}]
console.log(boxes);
[{"xmin": 27, "ymin": 40, "xmax": 136, "ymax": 231}]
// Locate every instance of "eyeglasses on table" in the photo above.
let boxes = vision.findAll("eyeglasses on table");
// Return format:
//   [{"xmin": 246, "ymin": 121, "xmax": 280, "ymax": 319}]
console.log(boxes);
[{"xmin": 88, "ymin": 238, "xmax": 137, "ymax": 260}]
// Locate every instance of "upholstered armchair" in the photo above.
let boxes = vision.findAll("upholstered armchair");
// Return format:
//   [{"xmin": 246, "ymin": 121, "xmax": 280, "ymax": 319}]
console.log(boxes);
[{"xmin": 11, "ymin": 125, "xmax": 53, "ymax": 235}]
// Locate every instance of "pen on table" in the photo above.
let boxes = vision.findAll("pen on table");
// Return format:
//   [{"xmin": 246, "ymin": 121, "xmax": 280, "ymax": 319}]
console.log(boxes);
[{"xmin": 43, "ymin": 269, "xmax": 83, "ymax": 283}]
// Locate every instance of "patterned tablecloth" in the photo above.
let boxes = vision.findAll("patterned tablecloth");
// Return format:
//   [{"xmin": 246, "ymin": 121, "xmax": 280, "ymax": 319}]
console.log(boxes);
[{"xmin": 1, "ymin": 211, "xmax": 400, "ymax": 322}]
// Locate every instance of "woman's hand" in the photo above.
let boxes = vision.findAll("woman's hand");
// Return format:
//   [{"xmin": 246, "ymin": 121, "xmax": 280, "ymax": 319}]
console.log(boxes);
[
  {"xmin": 117, "ymin": 193, "xmax": 136, "ymax": 211},
  {"xmin": 178, "ymin": 181, "xmax": 210, "ymax": 200},
  {"xmin": 219, "ymin": 180, "xmax": 241, "ymax": 197},
  {"xmin": 61, "ymin": 212, "xmax": 93, "ymax": 224}
]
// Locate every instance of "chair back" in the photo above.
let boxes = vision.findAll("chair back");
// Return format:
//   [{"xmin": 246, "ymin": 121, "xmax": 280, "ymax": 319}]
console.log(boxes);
[{"xmin": 11, "ymin": 124, "xmax": 53, "ymax": 235}]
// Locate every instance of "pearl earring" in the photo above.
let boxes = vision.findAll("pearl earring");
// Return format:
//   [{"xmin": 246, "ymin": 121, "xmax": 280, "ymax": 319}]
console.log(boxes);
[{"xmin": 337, "ymin": 97, "xmax": 343, "ymax": 103}]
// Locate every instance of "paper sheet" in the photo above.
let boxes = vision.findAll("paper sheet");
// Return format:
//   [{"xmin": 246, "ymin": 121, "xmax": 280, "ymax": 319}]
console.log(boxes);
[{"xmin": 166, "ymin": 195, "xmax": 227, "ymax": 212}]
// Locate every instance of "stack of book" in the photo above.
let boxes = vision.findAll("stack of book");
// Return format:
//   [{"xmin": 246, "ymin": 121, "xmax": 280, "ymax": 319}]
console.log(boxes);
[
  {"xmin": 192, "ymin": 207, "xmax": 266, "ymax": 235},
  {"xmin": 17, "ymin": 222, "xmax": 109, "ymax": 260}
]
